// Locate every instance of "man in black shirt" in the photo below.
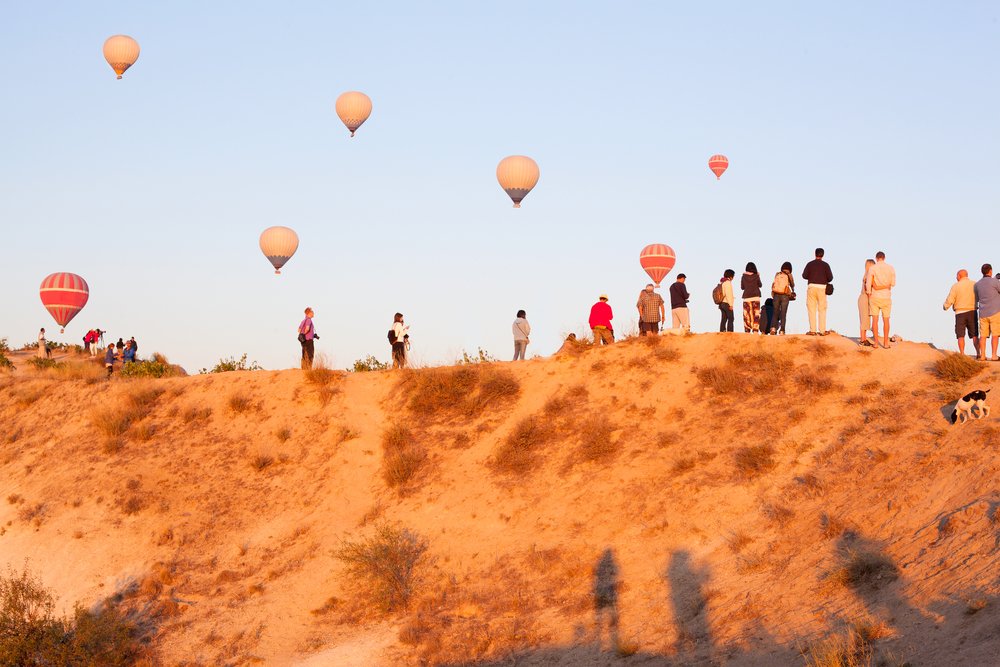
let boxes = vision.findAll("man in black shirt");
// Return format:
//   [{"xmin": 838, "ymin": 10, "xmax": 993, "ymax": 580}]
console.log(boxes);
[
  {"xmin": 669, "ymin": 274, "xmax": 691, "ymax": 330},
  {"xmin": 802, "ymin": 248, "xmax": 834, "ymax": 335}
]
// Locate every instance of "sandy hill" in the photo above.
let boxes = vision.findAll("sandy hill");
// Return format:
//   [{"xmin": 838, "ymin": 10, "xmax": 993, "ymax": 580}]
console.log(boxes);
[{"xmin": 1, "ymin": 334, "xmax": 999, "ymax": 666}]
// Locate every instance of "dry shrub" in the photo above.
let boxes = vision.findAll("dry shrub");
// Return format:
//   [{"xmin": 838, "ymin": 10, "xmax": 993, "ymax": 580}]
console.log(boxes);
[
  {"xmin": 275, "ymin": 427, "xmax": 292, "ymax": 443},
  {"xmin": 933, "ymin": 353, "xmax": 983, "ymax": 383},
  {"xmin": 124, "ymin": 385, "xmax": 164, "ymax": 411},
  {"xmin": 183, "ymin": 406, "xmax": 212, "ymax": 424},
  {"xmin": 132, "ymin": 422, "xmax": 156, "ymax": 442},
  {"xmin": 804, "ymin": 627, "xmax": 874, "ymax": 667},
  {"xmin": 654, "ymin": 346, "xmax": 681, "ymax": 362},
  {"xmin": 91, "ymin": 405, "xmax": 140, "ymax": 440},
  {"xmin": 6, "ymin": 494, "xmax": 22, "ymax": 505},
  {"xmin": 696, "ymin": 352, "xmax": 792, "ymax": 394},
  {"xmin": 672, "ymin": 457, "xmax": 696, "ymax": 474},
  {"xmin": 828, "ymin": 550, "xmax": 899, "ymax": 591},
  {"xmin": 760, "ymin": 502, "xmax": 794, "ymax": 526},
  {"xmin": 305, "ymin": 361, "xmax": 339, "ymax": 387},
  {"xmin": 228, "ymin": 392, "xmax": 256, "ymax": 414},
  {"xmin": 491, "ymin": 416, "xmax": 555, "ymax": 474},
  {"xmin": 727, "ymin": 531, "xmax": 754, "ymax": 554},
  {"xmin": 795, "ymin": 369, "xmax": 837, "ymax": 393},
  {"xmin": 820, "ymin": 514, "xmax": 848, "ymax": 540},
  {"xmin": 382, "ymin": 425, "xmax": 425, "ymax": 489},
  {"xmin": 733, "ymin": 445, "xmax": 776, "ymax": 480},
  {"xmin": 577, "ymin": 415, "xmax": 618, "ymax": 463},
  {"xmin": 401, "ymin": 367, "xmax": 520, "ymax": 420},
  {"xmin": 251, "ymin": 454, "xmax": 275, "ymax": 471},
  {"xmin": 860, "ymin": 380, "xmax": 881, "ymax": 391},
  {"xmin": 334, "ymin": 523, "xmax": 429, "ymax": 613}
]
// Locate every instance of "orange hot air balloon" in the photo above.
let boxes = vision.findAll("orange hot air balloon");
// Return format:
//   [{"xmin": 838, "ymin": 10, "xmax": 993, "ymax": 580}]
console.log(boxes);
[
  {"xmin": 496, "ymin": 156, "xmax": 539, "ymax": 208},
  {"xmin": 335, "ymin": 92, "xmax": 372, "ymax": 137},
  {"xmin": 708, "ymin": 154, "xmax": 729, "ymax": 180},
  {"xmin": 639, "ymin": 244, "xmax": 676, "ymax": 288},
  {"xmin": 103, "ymin": 35, "xmax": 140, "ymax": 79},
  {"xmin": 39, "ymin": 273, "xmax": 90, "ymax": 333},
  {"xmin": 259, "ymin": 226, "xmax": 299, "ymax": 274}
]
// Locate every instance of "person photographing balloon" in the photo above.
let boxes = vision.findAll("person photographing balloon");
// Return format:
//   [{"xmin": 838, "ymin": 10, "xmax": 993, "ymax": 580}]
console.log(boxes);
[{"xmin": 297, "ymin": 307, "xmax": 318, "ymax": 370}]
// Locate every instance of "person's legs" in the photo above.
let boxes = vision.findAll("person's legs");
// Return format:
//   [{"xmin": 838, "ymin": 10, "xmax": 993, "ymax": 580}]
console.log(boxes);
[
  {"xmin": 513, "ymin": 340, "xmax": 526, "ymax": 360},
  {"xmin": 752, "ymin": 300, "xmax": 761, "ymax": 333},
  {"xmin": 742, "ymin": 302, "xmax": 752, "ymax": 333},
  {"xmin": 807, "ymin": 288, "xmax": 818, "ymax": 333},
  {"xmin": 675, "ymin": 307, "xmax": 690, "ymax": 330},
  {"xmin": 720, "ymin": 305, "xmax": 727, "ymax": 332},
  {"xmin": 882, "ymin": 315, "xmax": 891, "ymax": 348},
  {"xmin": 818, "ymin": 289, "xmax": 828, "ymax": 333}
]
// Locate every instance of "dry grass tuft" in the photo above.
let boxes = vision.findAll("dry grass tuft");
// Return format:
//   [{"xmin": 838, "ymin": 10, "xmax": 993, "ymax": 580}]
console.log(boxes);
[
  {"xmin": 795, "ymin": 368, "xmax": 837, "ymax": 393},
  {"xmin": 933, "ymin": 353, "xmax": 983, "ymax": 383},
  {"xmin": 672, "ymin": 457, "xmax": 697, "ymax": 474},
  {"xmin": 275, "ymin": 427, "xmax": 292, "ymax": 443},
  {"xmin": 727, "ymin": 531, "xmax": 754, "ymax": 554},
  {"xmin": 382, "ymin": 424, "xmax": 425, "ymax": 489},
  {"xmin": 696, "ymin": 352, "xmax": 792, "ymax": 394},
  {"xmin": 733, "ymin": 445, "xmax": 776, "ymax": 480},
  {"xmin": 491, "ymin": 416, "xmax": 555, "ymax": 475},
  {"xmin": 228, "ymin": 393, "xmax": 256, "ymax": 414},
  {"xmin": 576, "ymin": 415, "xmax": 618, "ymax": 463},
  {"xmin": 401, "ymin": 366, "xmax": 520, "ymax": 420},
  {"xmin": 251, "ymin": 453, "xmax": 275, "ymax": 471},
  {"xmin": 183, "ymin": 406, "xmax": 212, "ymax": 424},
  {"xmin": 91, "ymin": 405, "xmax": 140, "ymax": 440},
  {"xmin": 828, "ymin": 550, "xmax": 899, "ymax": 591}
]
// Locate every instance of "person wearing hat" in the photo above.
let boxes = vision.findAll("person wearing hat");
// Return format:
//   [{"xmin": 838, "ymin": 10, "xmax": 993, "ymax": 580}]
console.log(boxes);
[
  {"xmin": 589, "ymin": 295, "xmax": 615, "ymax": 345},
  {"xmin": 636, "ymin": 283, "xmax": 665, "ymax": 336}
]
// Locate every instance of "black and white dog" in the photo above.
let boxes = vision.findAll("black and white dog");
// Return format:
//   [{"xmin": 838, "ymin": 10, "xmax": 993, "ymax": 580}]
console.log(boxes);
[{"xmin": 951, "ymin": 389, "xmax": 991, "ymax": 424}]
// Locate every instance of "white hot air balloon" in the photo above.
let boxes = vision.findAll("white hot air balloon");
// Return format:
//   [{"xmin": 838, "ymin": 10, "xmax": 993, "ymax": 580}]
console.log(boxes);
[
  {"xmin": 259, "ymin": 226, "xmax": 300, "ymax": 275},
  {"xmin": 335, "ymin": 92, "xmax": 373, "ymax": 137},
  {"xmin": 496, "ymin": 156, "xmax": 540, "ymax": 208},
  {"xmin": 103, "ymin": 35, "xmax": 140, "ymax": 79}
]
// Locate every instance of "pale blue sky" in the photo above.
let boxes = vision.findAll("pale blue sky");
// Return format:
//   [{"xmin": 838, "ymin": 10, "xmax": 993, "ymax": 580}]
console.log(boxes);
[{"xmin": 2, "ymin": 2, "xmax": 998, "ymax": 370}]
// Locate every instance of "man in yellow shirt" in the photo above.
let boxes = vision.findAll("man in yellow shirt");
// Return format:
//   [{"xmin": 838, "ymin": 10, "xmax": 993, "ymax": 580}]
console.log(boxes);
[{"xmin": 943, "ymin": 269, "xmax": 979, "ymax": 357}]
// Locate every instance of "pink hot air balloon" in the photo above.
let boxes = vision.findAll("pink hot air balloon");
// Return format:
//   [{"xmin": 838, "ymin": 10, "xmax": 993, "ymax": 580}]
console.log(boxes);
[
  {"xmin": 708, "ymin": 154, "xmax": 729, "ymax": 180},
  {"xmin": 639, "ymin": 244, "xmax": 676, "ymax": 288},
  {"xmin": 39, "ymin": 273, "xmax": 90, "ymax": 333}
]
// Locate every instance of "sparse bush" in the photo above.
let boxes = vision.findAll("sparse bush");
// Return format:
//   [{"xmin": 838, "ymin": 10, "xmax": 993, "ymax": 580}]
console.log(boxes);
[
  {"xmin": 795, "ymin": 369, "xmax": 837, "ymax": 393},
  {"xmin": 228, "ymin": 393, "xmax": 256, "ymax": 414},
  {"xmin": 0, "ymin": 565, "xmax": 150, "ymax": 665},
  {"xmin": 183, "ymin": 406, "xmax": 212, "ymax": 424},
  {"xmin": 402, "ymin": 366, "xmax": 520, "ymax": 420},
  {"xmin": 491, "ymin": 416, "xmax": 554, "ymax": 474},
  {"xmin": 458, "ymin": 348, "xmax": 497, "ymax": 364},
  {"xmin": 672, "ymin": 457, "xmax": 696, "ymax": 474},
  {"xmin": 933, "ymin": 353, "xmax": 983, "ymax": 383},
  {"xmin": 26, "ymin": 357, "xmax": 59, "ymax": 370},
  {"xmin": 91, "ymin": 406, "xmax": 139, "ymax": 440},
  {"xmin": 653, "ymin": 346, "xmax": 680, "ymax": 362},
  {"xmin": 119, "ymin": 358, "xmax": 178, "ymax": 378},
  {"xmin": 305, "ymin": 363, "xmax": 339, "ymax": 387},
  {"xmin": 334, "ymin": 524, "xmax": 429, "ymax": 613},
  {"xmin": 251, "ymin": 454, "xmax": 275, "ymax": 471},
  {"xmin": 734, "ymin": 445, "xmax": 776, "ymax": 480},
  {"xmin": 382, "ymin": 425, "xmax": 425, "ymax": 489},
  {"xmin": 577, "ymin": 415, "xmax": 618, "ymax": 463},
  {"xmin": 200, "ymin": 353, "xmax": 263, "ymax": 374},
  {"xmin": 276, "ymin": 427, "xmax": 292, "ymax": 443},
  {"xmin": 0, "ymin": 346, "xmax": 12, "ymax": 371},
  {"xmin": 350, "ymin": 355, "xmax": 390, "ymax": 372}
]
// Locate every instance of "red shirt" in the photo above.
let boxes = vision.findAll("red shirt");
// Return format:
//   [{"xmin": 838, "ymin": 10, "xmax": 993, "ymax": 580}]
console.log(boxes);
[{"xmin": 589, "ymin": 301, "xmax": 613, "ymax": 329}]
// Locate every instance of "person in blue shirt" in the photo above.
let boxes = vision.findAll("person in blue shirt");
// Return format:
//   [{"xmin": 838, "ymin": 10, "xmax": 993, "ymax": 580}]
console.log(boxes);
[
  {"xmin": 123, "ymin": 340, "xmax": 137, "ymax": 364},
  {"xmin": 104, "ymin": 344, "xmax": 116, "ymax": 377}
]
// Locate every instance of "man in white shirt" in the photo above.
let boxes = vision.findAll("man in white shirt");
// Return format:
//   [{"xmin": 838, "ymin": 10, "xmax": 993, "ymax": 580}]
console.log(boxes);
[{"xmin": 865, "ymin": 251, "xmax": 896, "ymax": 348}]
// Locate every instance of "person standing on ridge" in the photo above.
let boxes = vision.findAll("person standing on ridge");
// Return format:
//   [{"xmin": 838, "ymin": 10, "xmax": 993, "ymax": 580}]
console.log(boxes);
[
  {"xmin": 37, "ymin": 328, "xmax": 48, "ymax": 359},
  {"xmin": 589, "ymin": 295, "xmax": 614, "ymax": 345},
  {"xmin": 975, "ymin": 264, "xmax": 1000, "ymax": 362},
  {"xmin": 104, "ymin": 344, "xmax": 116, "ymax": 378},
  {"xmin": 669, "ymin": 274, "xmax": 690, "ymax": 331},
  {"xmin": 770, "ymin": 262, "xmax": 795, "ymax": 335},
  {"xmin": 943, "ymin": 269, "xmax": 979, "ymax": 357},
  {"xmin": 741, "ymin": 262, "xmax": 763, "ymax": 333},
  {"xmin": 802, "ymin": 248, "xmax": 834, "ymax": 335},
  {"xmin": 298, "ymin": 307, "xmax": 318, "ymax": 370},
  {"xmin": 512, "ymin": 310, "xmax": 531, "ymax": 361},
  {"xmin": 858, "ymin": 258, "xmax": 876, "ymax": 347},
  {"xmin": 390, "ymin": 313, "xmax": 409, "ymax": 369},
  {"xmin": 718, "ymin": 270, "xmax": 736, "ymax": 333},
  {"xmin": 866, "ymin": 251, "xmax": 896, "ymax": 348},
  {"xmin": 636, "ymin": 284, "xmax": 665, "ymax": 336}
]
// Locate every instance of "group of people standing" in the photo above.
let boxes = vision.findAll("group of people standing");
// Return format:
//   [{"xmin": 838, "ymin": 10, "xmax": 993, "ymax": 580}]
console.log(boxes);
[
  {"xmin": 297, "ymin": 308, "xmax": 411, "ymax": 370},
  {"xmin": 943, "ymin": 264, "xmax": 1000, "ymax": 361}
]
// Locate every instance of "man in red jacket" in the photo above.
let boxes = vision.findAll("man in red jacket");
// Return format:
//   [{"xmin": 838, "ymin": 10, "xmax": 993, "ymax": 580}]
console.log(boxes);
[{"xmin": 589, "ymin": 294, "xmax": 615, "ymax": 345}]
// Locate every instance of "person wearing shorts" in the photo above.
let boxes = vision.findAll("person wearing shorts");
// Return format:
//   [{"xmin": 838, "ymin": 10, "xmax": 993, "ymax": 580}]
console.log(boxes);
[
  {"xmin": 865, "ymin": 251, "xmax": 896, "ymax": 348},
  {"xmin": 943, "ymin": 269, "xmax": 979, "ymax": 357},
  {"xmin": 636, "ymin": 284, "xmax": 665, "ymax": 336},
  {"xmin": 975, "ymin": 264, "xmax": 1000, "ymax": 361}
]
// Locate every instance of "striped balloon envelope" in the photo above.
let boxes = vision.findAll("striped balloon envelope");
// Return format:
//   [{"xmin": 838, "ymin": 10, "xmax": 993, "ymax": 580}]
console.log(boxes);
[
  {"xmin": 496, "ymin": 156, "xmax": 540, "ymax": 208},
  {"xmin": 259, "ymin": 226, "xmax": 299, "ymax": 274},
  {"xmin": 39, "ymin": 273, "xmax": 90, "ymax": 333},
  {"xmin": 708, "ymin": 154, "xmax": 729, "ymax": 180},
  {"xmin": 335, "ymin": 92, "xmax": 373, "ymax": 137},
  {"xmin": 102, "ymin": 35, "xmax": 140, "ymax": 79},
  {"xmin": 639, "ymin": 244, "xmax": 676, "ymax": 287}
]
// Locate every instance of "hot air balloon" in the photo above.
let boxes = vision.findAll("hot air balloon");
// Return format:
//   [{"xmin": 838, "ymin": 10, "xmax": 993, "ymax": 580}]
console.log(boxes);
[
  {"xmin": 708, "ymin": 154, "xmax": 729, "ymax": 180},
  {"xmin": 103, "ymin": 35, "xmax": 140, "ymax": 79},
  {"xmin": 259, "ymin": 226, "xmax": 299, "ymax": 274},
  {"xmin": 496, "ymin": 156, "xmax": 540, "ymax": 208},
  {"xmin": 639, "ymin": 244, "xmax": 676, "ymax": 288},
  {"xmin": 335, "ymin": 92, "xmax": 372, "ymax": 137},
  {"xmin": 39, "ymin": 273, "xmax": 90, "ymax": 333}
]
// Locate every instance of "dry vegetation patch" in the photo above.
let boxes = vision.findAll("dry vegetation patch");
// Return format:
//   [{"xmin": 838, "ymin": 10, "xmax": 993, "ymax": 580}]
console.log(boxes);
[
  {"xmin": 492, "ymin": 416, "xmax": 556, "ymax": 474},
  {"xmin": 933, "ymin": 353, "xmax": 983, "ymax": 383},
  {"xmin": 827, "ymin": 549, "xmax": 899, "ymax": 591},
  {"xmin": 382, "ymin": 424, "xmax": 426, "ymax": 489},
  {"xmin": 696, "ymin": 352, "xmax": 792, "ymax": 394},
  {"xmin": 334, "ymin": 523, "xmax": 429, "ymax": 613},
  {"xmin": 575, "ymin": 415, "xmax": 619, "ymax": 463},
  {"xmin": 733, "ymin": 445, "xmax": 776, "ymax": 480},
  {"xmin": 400, "ymin": 366, "xmax": 520, "ymax": 421}
]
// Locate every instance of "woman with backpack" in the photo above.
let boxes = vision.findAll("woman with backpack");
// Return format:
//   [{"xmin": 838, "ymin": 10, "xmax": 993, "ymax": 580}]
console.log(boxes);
[
  {"xmin": 390, "ymin": 313, "xmax": 409, "ymax": 369},
  {"xmin": 741, "ymin": 262, "xmax": 763, "ymax": 333},
  {"xmin": 718, "ymin": 269, "xmax": 736, "ymax": 332},
  {"xmin": 770, "ymin": 262, "xmax": 795, "ymax": 335}
]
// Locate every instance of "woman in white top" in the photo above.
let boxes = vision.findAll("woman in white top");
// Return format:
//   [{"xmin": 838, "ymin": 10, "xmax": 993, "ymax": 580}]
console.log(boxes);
[
  {"xmin": 858, "ymin": 258, "xmax": 876, "ymax": 347},
  {"xmin": 512, "ymin": 310, "xmax": 531, "ymax": 361},
  {"xmin": 391, "ymin": 313, "xmax": 409, "ymax": 369},
  {"xmin": 37, "ymin": 328, "xmax": 48, "ymax": 359}
]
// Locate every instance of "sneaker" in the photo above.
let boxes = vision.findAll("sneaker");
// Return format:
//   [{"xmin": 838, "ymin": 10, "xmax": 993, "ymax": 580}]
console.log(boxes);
[{"xmin": 807, "ymin": 331, "xmax": 818, "ymax": 336}]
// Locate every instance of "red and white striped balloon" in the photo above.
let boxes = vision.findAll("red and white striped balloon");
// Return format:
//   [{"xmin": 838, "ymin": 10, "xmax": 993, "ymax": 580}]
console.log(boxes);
[
  {"xmin": 639, "ymin": 244, "xmax": 676, "ymax": 288},
  {"xmin": 39, "ymin": 273, "xmax": 90, "ymax": 333},
  {"xmin": 708, "ymin": 154, "xmax": 729, "ymax": 180}
]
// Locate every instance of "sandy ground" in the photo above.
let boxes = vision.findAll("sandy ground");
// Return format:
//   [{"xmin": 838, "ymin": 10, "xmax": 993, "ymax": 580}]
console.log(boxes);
[{"xmin": 2, "ymin": 333, "xmax": 999, "ymax": 666}]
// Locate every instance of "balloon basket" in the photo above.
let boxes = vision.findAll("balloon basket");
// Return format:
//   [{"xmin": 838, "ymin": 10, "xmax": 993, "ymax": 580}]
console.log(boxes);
[
  {"xmin": 60, "ymin": 328, "xmax": 65, "ymax": 334},
  {"xmin": 513, "ymin": 203, "xmax": 521, "ymax": 209},
  {"xmin": 275, "ymin": 270, "xmax": 281, "ymax": 275}
]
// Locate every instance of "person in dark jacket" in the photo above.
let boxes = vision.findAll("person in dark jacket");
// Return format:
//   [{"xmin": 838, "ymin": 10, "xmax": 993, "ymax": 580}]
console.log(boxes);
[
  {"xmin": 104, "ymin": 344, "xmax": 116, "ymax": 378},
  {"xmin": 669, "ymin": 274, "xmax": 690, "ymax": 330},
  {"xmin": 741, "ymin": 262, "xmax": 763, "ymax": 333},
  {"xmin": 802, "ymin": 248, "xmax": 834, "ymax": 335},
  {"xmin": 761, "ymin": 298, "xmax": 774, "ymax": 335}
]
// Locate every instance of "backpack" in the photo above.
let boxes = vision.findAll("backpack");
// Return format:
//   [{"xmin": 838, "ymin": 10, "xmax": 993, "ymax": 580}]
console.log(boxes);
[
  {"xmin": 772, "ymin": 271, "xmax": 790, "ymax": 295},
  {"xmin": 388, "ymin": 328, "xmax": 398, "ymax": 345},
  {"xmin": 712, "ymin": 282, "xmax": 725, "ymax": 305}
]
